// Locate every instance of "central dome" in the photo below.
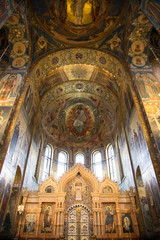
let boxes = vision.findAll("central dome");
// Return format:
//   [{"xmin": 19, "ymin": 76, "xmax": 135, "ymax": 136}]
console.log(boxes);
[{"xmin": 31, "ymin": 0, "xmax": 127, "ymax": 44}]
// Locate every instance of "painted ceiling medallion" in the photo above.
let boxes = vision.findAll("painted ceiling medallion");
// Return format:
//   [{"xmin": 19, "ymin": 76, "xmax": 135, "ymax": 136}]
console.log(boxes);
[
  {"xmin": 59, "ymin": 98, "xmax": 100, "ymax": 143},
  {"xmin": 31, "ymin": 0, "xmax": 126, "ymax": 44},
  {"xmin": 41, "ymin": 81, "xmax": 119, "ymax": 147},
  {"xmin": 66, "ymin": 103, "xmax": 94, "ymax": 137}
]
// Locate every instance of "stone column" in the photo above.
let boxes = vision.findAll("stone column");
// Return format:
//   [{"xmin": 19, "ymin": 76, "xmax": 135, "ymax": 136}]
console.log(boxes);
[
  {"xmin": 54, "ymin": 211, "xmax": 58, "ymax": 236},
  {"xmin": 101, "ymin": 209, "xmax": 105, "ymax": 236},
  {"xmin": 63, "ymin": 211, "xmax": 67, "ymax": 238},
  {"xmin": 57, "ymin": 211, "xmax": 60, "ymax": 236},
  {"xmin": 93, "ymin": 211, "xmax": 97, "ymax": 236},
  {"xmin": 36, "ymin": 202, "xmax": 42, "ymax": 236},
  {"xmin": 116, "ymin": 202, "xmax": 121, "ymax": 236},
  {"xmin": 16, "ymin": 193, "xmax": 28, "ymax": 238},
  {"xmin": 130, "ymin": 191, "xmax": 139, "ymax": 235},
  {"xmin": 97, "ymin": 210, "xmax": 100, "ymax": 236},
  {"xmin": 99, "ymin": 211, "xmax": 102, "ymax": 236},
  {"xmin": 60, "ymin": 210, "xmax": 64, "ymax": 236}
]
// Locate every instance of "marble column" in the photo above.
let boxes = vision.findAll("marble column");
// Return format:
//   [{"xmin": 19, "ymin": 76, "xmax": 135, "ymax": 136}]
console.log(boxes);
[{"xmin": 116, "ymin": 202, "xmax": 121, "ymax": 236}]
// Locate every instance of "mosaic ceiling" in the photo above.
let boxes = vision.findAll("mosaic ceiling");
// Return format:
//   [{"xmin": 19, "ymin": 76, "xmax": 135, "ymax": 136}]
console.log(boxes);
[
  {"xmin": 27, "ymin": 48, "xmax": 128, "ymax": 148},
  {"xmin": 40, "ymin": 79, "xmax": 119, "ymax": 147},
  {"xmin": 31, "ymin": 0, "xmax": 127, "ymax": 45}
]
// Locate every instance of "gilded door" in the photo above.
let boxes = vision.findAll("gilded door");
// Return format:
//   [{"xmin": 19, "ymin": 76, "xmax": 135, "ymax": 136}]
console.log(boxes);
[{"xmin": 68, "ymin": 206, "xmax": 90, "ymax": 240}]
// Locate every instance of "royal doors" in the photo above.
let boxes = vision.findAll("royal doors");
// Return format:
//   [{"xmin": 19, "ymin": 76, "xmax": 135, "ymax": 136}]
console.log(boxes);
[{"xmin": 68, "ymin": 205, "xmax": 90, "ymax": 240}]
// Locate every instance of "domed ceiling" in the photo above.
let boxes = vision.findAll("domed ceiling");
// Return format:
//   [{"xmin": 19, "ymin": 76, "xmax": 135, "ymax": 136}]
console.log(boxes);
[
  {"xmin": 28, "ymin": 47, "xmax": 127, "ymax": 148},
  {"xmin": 40, "ymin": 77, "xmax": 119, "ymax": 147},
  {"xmin": 31, "ymin": 0, "xmax": 127, "ymax": 44}
]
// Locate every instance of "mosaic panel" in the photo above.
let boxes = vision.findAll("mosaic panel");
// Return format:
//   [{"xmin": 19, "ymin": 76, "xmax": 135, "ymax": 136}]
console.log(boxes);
[
  {"xmin": 40, "ymin": 81, "xmax": 119, "ymax": 147},
  {"xmin": 41, "ymin": 204, "xmax": 54, "ymax": 233},
  {"xmin": 121, "ymin": 213, "xmax": 134, "ymax": 233},
  {"xmin": 30, "ymin": 48, "xmax": 128, "ymax": 92},
  {"xmin": 31, "ymin": 0, "xmax": 127, "ymax": 44},
  {"xmin": 103, "ymin": 204, "xmax": 116, "ymax": 233},
  {"xmin": 63, "ymin": 65, "xmax": 94, "ymax": 80},
  {"xmin": 23, "ymin": 213, "xmax": 36, "ymax": 233}
]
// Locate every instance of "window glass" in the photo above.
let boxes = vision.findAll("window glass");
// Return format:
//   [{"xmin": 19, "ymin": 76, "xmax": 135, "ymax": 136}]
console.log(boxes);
[
  {"xmin": 107, "ymin": 144, "xmax": 117, "ymax": 181},
  {"xmin": 57, "ymin": 151, "xmax": 68, "ymax": 179},
  {"xmin": 92, "ymin": 151, "xmax": 103, "ymax": 180},
  {"xmin": 42, "ymin": 144, "xmax": 52, "ymax": 181},
  {"xmin": 75, "ymin": 153, "xmax": 85, "ymax": 165}
]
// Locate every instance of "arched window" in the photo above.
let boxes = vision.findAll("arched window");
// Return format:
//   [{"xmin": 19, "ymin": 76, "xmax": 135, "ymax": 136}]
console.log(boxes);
[
  {"xmin": 75, "ymin": 153, "xmax": 85, "ymax": 165},
  {"xmin": 57, "ymin": 151, "xmax": 68, "ymax": 179},
  {"xmin": 107, "ymin": 144, "xmax": 117, "ymax": 181},
  {"xmin": 42, "ymin": 144, "xmax": 53, "ymax": 181},
  {"xmin": 92, "ymin": 151, "xmax": 103, "ymax": 180}
]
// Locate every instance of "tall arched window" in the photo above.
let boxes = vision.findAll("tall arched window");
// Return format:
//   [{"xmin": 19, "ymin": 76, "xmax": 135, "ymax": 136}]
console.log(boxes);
[
  {"xmin": 42, "ymin": 144, "xmax": 52, "ymax": 181},
  {"xmin": 75, "ymin": 153, "xmax": 85, "ymax": 165},
  {"xmin": 92, "ymin": 151, "xmax": 103, "ymax": 180},
  {"xmin": 57, "ymin": 151, "xmax": 68, "ymax": 179},
  {"xmin": 107, "ymin": 144, "xmax": 117, "ymax": 181}
]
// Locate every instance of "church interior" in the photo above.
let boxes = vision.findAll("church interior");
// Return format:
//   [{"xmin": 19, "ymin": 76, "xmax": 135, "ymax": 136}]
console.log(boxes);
[{"xmin": 0, "ymin": 0, "xmax": 160, "ymax": 239}]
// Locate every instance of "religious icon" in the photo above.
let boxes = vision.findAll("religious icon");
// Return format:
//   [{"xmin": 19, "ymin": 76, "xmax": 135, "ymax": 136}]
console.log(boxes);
[
  {"xmin": 41, "ymin": 205, "xmax": 53, "ymax": 233},
  {"xmin": 73, "ymin": 105, "xmax": 87, "ymax": 133},
  {"xmin": 65, "ymin": 102, "xmax": 95, "ymax": 139},
  {"xmin": 132, "ymin": 56, "xmax": 145, "ymax": 67},
  {"xmin": 23, "ymin": 213, "xmax": 36, "ymax": 233},
  {"xmin": 121, "ymin": 213, "xmax": 134, "ymax": 233},
  {"xmin": 13, "ymin": 42, "xmax": 26, "ymax": 56},
  {"xmin": 67, "ymin": 0, "xmax": 100, "ymax": 25},
  {"xmin": 103, "ymin": 204, "xmax": 115, "ymax": 233},
  {"xmin": 0, "ymin": 107, "xmax": 12, "ymax": 142},
  {"xmin": 131, "ymin": 40, "xmax": 144, "ymax": 54},
  {"xmin": 0, "ymin": 74, "xmax": 22, "ymax": 101},
  {"xmin": 12, "ymin": 57, "xmax": 25, "ymax": 68},
  {"xmin": 23, "ymin": 85, "xmax": 33, "ymax": 115},
  {"xmin": 70, "ymin": 0, "xmax": 89, "ymax": 24},
  {"xmin": 8, "ymin": 121, "xmax": 20, "ymax": 160}
]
